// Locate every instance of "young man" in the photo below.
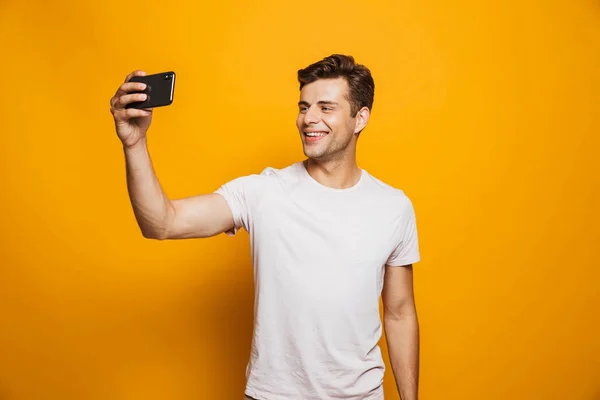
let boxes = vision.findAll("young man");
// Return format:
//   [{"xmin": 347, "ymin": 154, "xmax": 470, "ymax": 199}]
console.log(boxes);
[{"xmin": 109, "ymin": 54, "xmax": 420, "ymax": 400}]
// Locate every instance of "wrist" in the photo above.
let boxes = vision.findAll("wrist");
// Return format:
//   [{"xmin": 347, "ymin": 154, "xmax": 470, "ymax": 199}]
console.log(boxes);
[{"xmin": 123, "ymin": 138, "xmax": 148, "ymax": 154}]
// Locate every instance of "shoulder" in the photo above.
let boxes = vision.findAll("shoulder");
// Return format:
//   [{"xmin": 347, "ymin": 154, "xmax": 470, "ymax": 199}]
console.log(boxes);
[
  {"xmin": 362, "ymin": 170, "xmax": 416, "ymax": 216},
  {"xmin": 256, "ymin": 161, "xmax": 305, "ymax": 188},
  {"xmin": 222, "ymin": 161, "xmax": 302, "ymax": 190},
  {"xmin": 259, "ymin": 161, "xmax": 303, "ymax": 179}
]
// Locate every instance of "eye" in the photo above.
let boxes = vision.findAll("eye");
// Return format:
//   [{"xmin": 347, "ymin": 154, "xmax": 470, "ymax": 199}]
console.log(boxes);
[
  {"xmin": 299, "ymin": 107, "xmax": 308, "ymax": 113},
  {"xmin": 321, "ymin": 107, "xmax": 332, "ymax": 112}
]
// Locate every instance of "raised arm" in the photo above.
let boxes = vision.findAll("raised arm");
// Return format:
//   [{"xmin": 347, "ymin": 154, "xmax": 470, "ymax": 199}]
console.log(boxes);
[{"xmin": 111, "ymin": 70, "xmax": 234, "ymax": 240}]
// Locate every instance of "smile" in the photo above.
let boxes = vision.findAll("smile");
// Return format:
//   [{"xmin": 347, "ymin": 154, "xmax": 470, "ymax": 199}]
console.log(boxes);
[
  {"xmin": 303, "ymin": 131, "xmax": 328, "ymax": 143},
  {"xmin": 304, "ymin": 131, "xmax": 328, "ymax": 137}
]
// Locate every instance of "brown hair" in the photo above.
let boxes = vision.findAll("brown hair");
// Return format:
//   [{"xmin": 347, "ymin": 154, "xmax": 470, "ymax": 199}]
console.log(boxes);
[{"xmin": 297, "ymin": 54, "xmax": 375, "ymax": 117}]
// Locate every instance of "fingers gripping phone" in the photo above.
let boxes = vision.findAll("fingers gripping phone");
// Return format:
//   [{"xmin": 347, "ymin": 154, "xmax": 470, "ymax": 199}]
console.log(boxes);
[{"xmin": 125, "ymin": 71, "xmax": 176, "ymax": 109}]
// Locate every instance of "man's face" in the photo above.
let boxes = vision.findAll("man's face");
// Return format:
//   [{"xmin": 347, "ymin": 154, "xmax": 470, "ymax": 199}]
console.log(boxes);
[{"xmin": 296, "ymin": 78, "xmax": 362, "ymax": 162}]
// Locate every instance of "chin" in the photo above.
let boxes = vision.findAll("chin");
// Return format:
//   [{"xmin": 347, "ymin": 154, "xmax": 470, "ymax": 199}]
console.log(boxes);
[
  {"xmin": 302, "ymin": 145, "xmax": 322, "ymax": 158},
  {"xmin": 304, "ymin": 151, "xmax": 329, "ymax": 162}
]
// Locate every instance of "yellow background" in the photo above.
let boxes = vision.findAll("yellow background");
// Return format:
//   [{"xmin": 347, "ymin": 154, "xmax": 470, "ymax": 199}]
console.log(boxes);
[{"xmin": 1, "ymin": 0, "xmax": 599, "ymax": 399}]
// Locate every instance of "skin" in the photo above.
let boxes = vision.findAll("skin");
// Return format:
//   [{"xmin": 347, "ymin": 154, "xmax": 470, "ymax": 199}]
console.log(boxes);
[
  {"xmin": 383, "ymin": 264, "xmax": 420, "ymax": 400},
  {"xmin": 296, "ymin": 77, "xmax": 368, "ymax": 189},
  {"xmin": 110, "ymin": 70, "xmax": 419, "ymax": 399}
]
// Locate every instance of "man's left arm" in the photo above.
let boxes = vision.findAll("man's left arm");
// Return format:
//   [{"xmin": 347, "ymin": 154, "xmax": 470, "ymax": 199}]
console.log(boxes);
[{"xmin": 382, "ymin": 263, "xmax": 419, "ymax": 400}]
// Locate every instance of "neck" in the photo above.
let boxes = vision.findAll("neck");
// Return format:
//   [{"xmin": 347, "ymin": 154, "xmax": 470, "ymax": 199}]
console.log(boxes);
[{"xmin": 304, "ymin": 156, "xmax": 362, "ymax": 189}]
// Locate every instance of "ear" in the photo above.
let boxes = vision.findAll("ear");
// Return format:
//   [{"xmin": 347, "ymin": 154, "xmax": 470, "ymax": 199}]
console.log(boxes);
[{"xmin": 354, "ymin": 107, "xmax": 370, "ymax": 134}]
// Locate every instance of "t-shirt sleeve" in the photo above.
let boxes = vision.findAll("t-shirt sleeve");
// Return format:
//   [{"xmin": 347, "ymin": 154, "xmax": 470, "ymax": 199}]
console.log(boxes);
[
  {"xmin": 213, "ymin": 170, "xmax": 270, "ymax": 236},
  {"xmin": 386, "ymin": 196, "xmax": 421, "ymax": 267}
]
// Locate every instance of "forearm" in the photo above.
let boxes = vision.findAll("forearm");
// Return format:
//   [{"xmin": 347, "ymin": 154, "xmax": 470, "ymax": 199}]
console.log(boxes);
[
  {"xmin": 124, "ymin": 139, "xmax": 174, "ymax": 239},
  {"xmin": 384, "ymin": 314, "xmax": 420, "ymax": 400}
]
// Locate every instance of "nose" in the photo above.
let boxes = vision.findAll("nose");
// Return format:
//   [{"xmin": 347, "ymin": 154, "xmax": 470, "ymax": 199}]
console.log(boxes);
[{"xmin": 304, "ymin": 105, "xmax": 320, "ymax": 124}]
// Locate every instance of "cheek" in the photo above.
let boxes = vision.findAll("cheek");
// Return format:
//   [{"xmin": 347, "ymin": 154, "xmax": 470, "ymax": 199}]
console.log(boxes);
[
  {"xmin": 321, "ymin": 115, "xmax": 336, "ymax": 130},
  {"xmin": 323, "ymin": 114, "xmax": 352, "ymax": 135}
]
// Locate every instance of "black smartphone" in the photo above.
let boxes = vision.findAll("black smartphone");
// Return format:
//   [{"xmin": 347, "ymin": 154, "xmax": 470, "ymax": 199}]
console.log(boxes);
[{"xmin": 125, "ymin": 71, "xmax": 176, "ymax": 109}]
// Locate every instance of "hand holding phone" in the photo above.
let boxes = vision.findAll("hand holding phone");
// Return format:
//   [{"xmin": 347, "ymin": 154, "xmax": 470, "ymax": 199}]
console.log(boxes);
[
  {"xmin": 110, "ymin": 70, "xmax": 175, "ymax": 148},
  {"xmin": 110, "ymin": 70, "xmax": 166, "ymax": 148},
  {"xmin": 125, "ymin": 71, "xmax": 176, "ymax": 109}
]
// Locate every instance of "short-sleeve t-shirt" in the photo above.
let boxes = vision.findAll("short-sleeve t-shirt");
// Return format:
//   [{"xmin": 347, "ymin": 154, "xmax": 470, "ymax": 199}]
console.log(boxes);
[{"xmin": 214, "ymin": 161, "xmax": 420, "ymax": 400}]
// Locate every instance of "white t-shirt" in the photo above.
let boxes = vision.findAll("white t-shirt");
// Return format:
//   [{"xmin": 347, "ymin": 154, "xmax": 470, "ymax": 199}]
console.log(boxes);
[{"xmin": 214, "ymin": 161, "xmax": 420, "ymax": 400}]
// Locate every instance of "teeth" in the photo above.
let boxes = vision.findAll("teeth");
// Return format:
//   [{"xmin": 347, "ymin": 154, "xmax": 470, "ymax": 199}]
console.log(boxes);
[{"xmin": 306, "ymin": 132, "xmax": 327, "ymax": 137}]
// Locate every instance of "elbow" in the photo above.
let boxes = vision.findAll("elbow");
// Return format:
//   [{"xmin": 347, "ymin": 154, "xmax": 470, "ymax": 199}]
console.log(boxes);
[
  {"xmin": 140, "ymin": 218, "xmax": 172, "ymax": 240},
  {"xmin": 141, "ymin": 228, "xmax": 169, "ymax": 240},
  {"xmin": 384, "ymin": 305, "xmax": 418, "ymax": 323},
  {"xmin": 139, "ymin": 202, "xmax": 175, "ymax": 240},
  {"xmin": 384, "ymin": 311, "xmax": 418, "ymax": 323}
]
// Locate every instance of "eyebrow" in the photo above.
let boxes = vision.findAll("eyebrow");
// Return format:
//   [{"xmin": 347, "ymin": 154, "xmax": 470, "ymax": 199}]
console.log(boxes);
[{"xmin": 298, "ymin": 100, "xmax": 339, "ymax": 107}]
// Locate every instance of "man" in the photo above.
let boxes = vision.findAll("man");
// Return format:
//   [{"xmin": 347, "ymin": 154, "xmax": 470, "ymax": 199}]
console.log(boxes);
[{"xmin": 109, "ymin": 54, "xmax": 420, "ymax": 400}]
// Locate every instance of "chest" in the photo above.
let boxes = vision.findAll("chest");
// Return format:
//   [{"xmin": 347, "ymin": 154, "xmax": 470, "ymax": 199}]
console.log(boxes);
[{"xmin": 250, "ymin": 191, "xmax": 397, "ymax": 268}]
